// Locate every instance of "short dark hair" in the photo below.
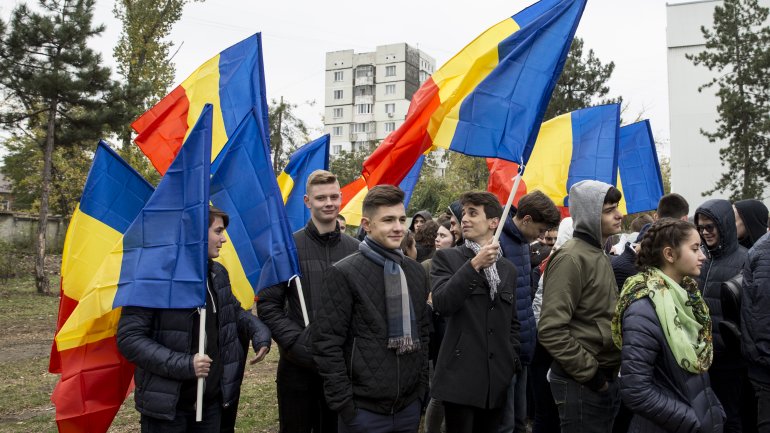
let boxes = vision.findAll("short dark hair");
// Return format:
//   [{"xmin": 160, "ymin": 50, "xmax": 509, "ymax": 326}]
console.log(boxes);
[
  {"xmin": 209, "ymin": 206, "xmax": 229, "ymax": 228},
  {"xmin": 636, "ymin": 218, "xmax": 697, "ymax": 271},
  {"xmin": 657, "ymin": 193, "xmax": 689, "ymax": 219},
  {"xmin": 517, "ymin": 190, "xmax": 560, "ymax": 228},
  {"xmin": 459, "ymin": 191, "xmax": 503, "ymax": 220},
  {"xmin": 400, "ymin": 230, "xmax": 416, "ymax": 255},
  {"xmin": 604, "ymin": 186, "xmax": 623, "ymax": 205},
  {"xmin": 415, "ymin": 219, "xmax": 439, "ymax": 247},
  {"xmin": 306, "ymin": 170, "xmax": 338, "ymax": 191},
  {"xmin": 630, "ymin": 214, "xmax": 654, "ymax": 232},
  {"xmin": 362, "ymin": 185, "xmax": 404, "ymax": 217}
]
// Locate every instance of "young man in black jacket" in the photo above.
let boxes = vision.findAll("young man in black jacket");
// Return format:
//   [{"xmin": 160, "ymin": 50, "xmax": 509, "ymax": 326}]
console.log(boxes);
[
  {"xmin": 117, "ymin": 206, "xmax": 271, "ymax": 432},
  {"xmin": 431, "ymin": 191, "xmax": 521, "ymax": 433},
  {"xmin": 258, "ymin": 170, "xmax": 359, "ymax": 433},
  {"xmin": 313, "ymin": 185, "xmax": 430, "ymax": 433}
]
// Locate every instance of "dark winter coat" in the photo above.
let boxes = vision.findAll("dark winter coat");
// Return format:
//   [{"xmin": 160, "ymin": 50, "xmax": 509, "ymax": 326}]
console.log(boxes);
[
  {"xmin": 258, "ymin": 221, "xmax": 359, "ymax": 369},
  {"xmin": 499, "ymin": 215, "xmax": 536, "ymax": 365},
  {"xmin": 741, "ymin": 232, "xmax": 770, "ymax": 385},
  {"xmin": 620, "ymin": 298, "xmax": 725, "ymax": 433},
  {"xmin": 430, "ymin": 245, "xmax": 521, "ymax": 409},
  {"xmin": 312, "ymin": 250, "xmax": 430, "ymax": 421},
  {"xmin": 117, "ymin": 262, "xmax": 271, "ymax": 420},
  {"xmin": 612, "ymin": 243, "xmax": 639, "ymax": 290},
  {"xmin": 695, "ymin": 199, "xmax": 748, "ymax": 370},
  {"xmin": 734, "ymin": 199, "xmax": 769, "ymax": 249}
]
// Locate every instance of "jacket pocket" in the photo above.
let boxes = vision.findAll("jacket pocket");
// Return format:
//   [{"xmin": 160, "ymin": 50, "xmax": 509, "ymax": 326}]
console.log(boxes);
[{"xmin": 595, "ymin": 320, "xmax": 613, "ymax": 351}]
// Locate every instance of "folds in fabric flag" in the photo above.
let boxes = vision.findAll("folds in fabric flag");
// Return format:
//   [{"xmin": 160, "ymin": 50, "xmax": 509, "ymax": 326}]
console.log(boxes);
[
  {"xmin": 132, "ymin": 33, "xmax": 269, "ymax": 175},
  {"xmin": 50, "ymin": 141, "xmax": 154, "ymax": 433},
  {"xmin": 487, "ymin": 103, "xmax": 621, "ymax": 210},
  {"xmin": 211, "ymin": 108, "xmax": 301, "ymax": 301},
  {"xmin": 113, "ymin": 104, "xmax": 212, "ymax": 309},
  {"xmin": 340, "ymin": 0, "xmax": 587, "ymax": 221},
  {"xmin": 400, "ymin": 155, "xmax": 425, "ymax": 209},
  {"xmin": 276, "ymin": 134, "xmax": 330, "ymax": 233},
  {"xmin": 616, "ymin": 120, "xmax": 664, "ymax": 214}
]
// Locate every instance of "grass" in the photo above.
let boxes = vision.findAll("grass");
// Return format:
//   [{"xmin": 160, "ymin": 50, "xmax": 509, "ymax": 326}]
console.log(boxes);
[{"xmin": 0, "ymin": 273, "xmax": 281, "ymax": 432}]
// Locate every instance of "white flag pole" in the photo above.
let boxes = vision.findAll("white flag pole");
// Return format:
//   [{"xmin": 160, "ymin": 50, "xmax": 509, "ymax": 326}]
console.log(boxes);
[
  {"xmin": 195, "ymin": 305, "xmax": 206, "ymax": 422},
  {"xmin": 293, "ymin": 276, "xmax": 310, "ymax": 327},
  {"xmin": 493, "ymin": 165, "xmax": 525, "ymax": 244}
]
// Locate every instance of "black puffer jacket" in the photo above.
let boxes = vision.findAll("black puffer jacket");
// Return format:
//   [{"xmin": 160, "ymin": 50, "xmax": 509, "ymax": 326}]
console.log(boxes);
[
  {"xmin": 312, "ymin": 250, "xmax": 430, "ymax": 420},
  {"xmin": 612, "ymin": 243, "xmax": 639, "ymax": 290},
  {"xmin": 695, "ymin": 199, "xmax": 748, "ymax": 369},
  {"xmin": 117, "ymin": 262, "xmax": 270, "ymax": 420},
  {"xmin": 741, "ymin": 232, "xmax": 770, "ymax": 385},
  {"xmin": 258, "ymin": 221, "xmax": 359, "ymax": 369},
  {"xmin": 620, "ymin": 298, "xmax": 725, "ymax": 433}
]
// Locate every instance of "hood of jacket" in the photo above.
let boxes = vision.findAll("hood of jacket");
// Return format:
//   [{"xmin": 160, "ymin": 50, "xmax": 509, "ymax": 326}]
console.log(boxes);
[
  {"xmin": 695, "ymin": 199, "xmax": 739, "ymax": 259},
  {"xmin": 735, "ymin": 199, "xmax": 769, "ymax": 249},
  {"xmin": 409, "ymin": 210, "xmax": 433, "ymax": 231},
  {"xmin": 569, "ymin": 180, "xmax": 612, "ymax": 248}
]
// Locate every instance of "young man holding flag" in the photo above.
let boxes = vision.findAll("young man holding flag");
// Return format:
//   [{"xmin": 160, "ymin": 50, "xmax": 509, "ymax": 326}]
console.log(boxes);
[
  {"xmin": 258, "ymin": 170, "xmax": 359, "ymax": 433},
  {"xmin": 117, "ymin": 206, "xmax": 271, "ymax": 432}
]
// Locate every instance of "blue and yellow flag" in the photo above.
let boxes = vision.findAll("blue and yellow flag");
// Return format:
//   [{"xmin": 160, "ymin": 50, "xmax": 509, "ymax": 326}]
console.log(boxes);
[
  {"xmin": 113, "ymin": 104, "xmax": 213, "ymax": 309},
  {"xmin": 50, "ymin": 141, "xmax": 153, "ymax": 433},
  {"xmin": 277, "ymin": 134, "xmax": 330, "ymax": 233},
  {"xmin": 211, "ymin": 108, "xmax": 301, "ymax": 302},
  {"xmin": 400, "ymin": 155, "xmax": 425, "ymax": 209},
  {"xmin": 617, "ymin": 120, "xmax": 664, "ymax": 214}
]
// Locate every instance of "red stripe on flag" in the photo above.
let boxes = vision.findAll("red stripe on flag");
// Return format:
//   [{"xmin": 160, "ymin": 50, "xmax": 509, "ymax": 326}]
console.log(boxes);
[
  {"xmin": 486, "ymin": 158, "xmax": 527, "ymax": 207},
  {"xmin": 340, "ymin": 177, "xmax": 367, "ymax": 210},
  {"xmin": 49, "ymin": 289, "xmax": 79, "ymax": 374},
  {"xmin": 131, "ymin": 86, "xmax": 190, "ymax": 175}
]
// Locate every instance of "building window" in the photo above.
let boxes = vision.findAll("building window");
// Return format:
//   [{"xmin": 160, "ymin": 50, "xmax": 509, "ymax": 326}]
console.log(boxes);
[
  {"xmin": 333, "ymin": 89, "xmax": 343, "ymax": 100},
  {"xmin": 356, "ymin": 104, "xmax": 373, "ymax": 114},
  {"xmin": 332, "ymin": 144, "xmax": 342, "ymax": 155},
  {"xmin": 385, "ymin": 84, "xmax": 396, "ymax": 95},
  {"xmin": 356, "ymin": 66, "xmax": 373, "ymax": 78},
  {"xmin": 419, "ymin": 71, "xmax": 429, "ymax": 83},
  {"xmin": 333, "ymin": 108, "xmax": 343, "ymax": 118},
  {"xmin": 385, "ymin": 122, "xmax": 396, "ymax": 133},
  {"xmin": 385, "ymin": 65, "xmax": 396, "ymax": 77},
  {"xmin": 385, "ymin": 103, "xmax": 395, "ymax": 115},
  {"xmin": 353, "ymin": 123, "xmax": 371, "ymax": 133},
  {"xmin": 334, "ymin": 71, "xmax": 344, "ymax": 82},
  {"xmin": 332, "ymin": 126, "xmax": 343, "ymax": 136}
]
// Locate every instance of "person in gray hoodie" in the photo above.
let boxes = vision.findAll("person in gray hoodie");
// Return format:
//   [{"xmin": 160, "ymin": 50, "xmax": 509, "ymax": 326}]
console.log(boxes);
[{"xmin": 538, "ymin": 180, "xmax": 624, "ymax": 433}]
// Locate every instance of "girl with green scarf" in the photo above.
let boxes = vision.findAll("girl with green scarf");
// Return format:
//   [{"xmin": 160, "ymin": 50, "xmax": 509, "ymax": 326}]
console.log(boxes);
[{"xmin": 612, "ymin": 218, "xmax": 725, "ymax": 433}]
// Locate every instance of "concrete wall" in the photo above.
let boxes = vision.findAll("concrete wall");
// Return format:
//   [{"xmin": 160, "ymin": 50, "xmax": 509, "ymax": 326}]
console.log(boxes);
[{"xmin": 0, "ymin": 211, "xmax": 68, "ymax": 252}]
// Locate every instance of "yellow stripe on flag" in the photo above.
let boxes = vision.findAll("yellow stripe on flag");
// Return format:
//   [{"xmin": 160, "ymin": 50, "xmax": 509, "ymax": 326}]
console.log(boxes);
[
  {"xmin": 181, "ymin": 54, "xmax": 228, "ymax": 161},
  {"xmin": 276, "ymin": 171, "xmax": 295, "ymax": 204},
  {"xmin": 340, "ymin": 183, "xmax": 369, "ymax": 227},
  {"xmin": 521, "ymin": 113, "xmax": 573, "ymax": 207},
  {"xmin": 617, "ymin": 170, "xmax": 628, "ymax": 215},
  {"xmin": 215, "ymin": 230, "xmax": 254, "ymax": 309}
]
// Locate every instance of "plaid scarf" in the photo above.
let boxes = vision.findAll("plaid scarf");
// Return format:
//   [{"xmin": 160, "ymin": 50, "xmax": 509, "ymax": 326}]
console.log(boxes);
[
  {"xmin": 359, "ymin": 237, "xmax": 421, "ymax": 355},
  {"xmin": 464, "ymin": 239, "xmax": 502, "ymax": 301}
]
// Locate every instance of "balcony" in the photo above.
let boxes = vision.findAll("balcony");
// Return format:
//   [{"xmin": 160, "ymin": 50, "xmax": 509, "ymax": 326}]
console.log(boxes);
[
  {"xmin": 355, "ymin": 76, "xmax": 374, "ymax": 86},
  {"xmin": 349, "ymin": 131, "xmax": 377, "ymax": 142},
  {"xmin": 354, "ymin": 95, "xmax": 373, "ymax": 105}
]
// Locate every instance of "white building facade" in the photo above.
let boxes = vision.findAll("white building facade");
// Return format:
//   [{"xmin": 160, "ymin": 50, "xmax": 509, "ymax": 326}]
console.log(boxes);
[
  {"xmin": 324, "ymin": 43, "xmax": 436, "ymax": 156},
  {"xmin": 666, "ymin": 0, "xmax": 770, "ymax": 206}
]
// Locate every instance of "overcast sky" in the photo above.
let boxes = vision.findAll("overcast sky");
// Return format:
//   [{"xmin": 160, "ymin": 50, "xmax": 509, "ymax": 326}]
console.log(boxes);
[{"xmin": 1, "ymin": 0, "xmax": 697, "ymax": 154}]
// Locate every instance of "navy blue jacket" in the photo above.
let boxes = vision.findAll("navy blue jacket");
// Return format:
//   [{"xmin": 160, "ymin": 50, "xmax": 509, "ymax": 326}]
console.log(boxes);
[
  {"xmin": 742, "ymin": 232, "xmax": 770, "ymax": 385},
  {"xmin": 500, "ymin": 215, "xmax": 536, "ymax": 365}
]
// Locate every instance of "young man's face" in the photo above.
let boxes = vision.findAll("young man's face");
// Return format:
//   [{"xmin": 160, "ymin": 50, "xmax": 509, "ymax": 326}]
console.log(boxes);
[
  {"xmin": 412, "ymin": 216, "xmax": 426, "ymax": 232},
  {"xmin": 208, "ymin": 216, "xmax": 227, "ymax": 259},
  {"xmin": 600, "ymin": 202, "xmax": 623, "ymax": 239},
  {"xmin": 697, "ymin": 215, "xmax": 720, "ymax": 248},
  {"xmin": 518, "ymin": 215, "xmax": 550, "ymax": 243},
  {"xmin": 542, "ymin": 229, "xmax": 558, "ymax": 247},
  {"xmin": 734, "ymin": 205, "xmax": 746, "ymax": 239},
  {"xmin": 449, "ymin": 215, "xmax": 461, "ymax": 241},
  {"xmin": 304, "ymin": 182, "xmax": 342, "ymax": 225},
  {"xmin": 461, "ymin": 204, "xmax": 498, "ymax": 243},
  {"xmin": 363, "ymin": 203, "xmax": 407, "ymax": 250}
]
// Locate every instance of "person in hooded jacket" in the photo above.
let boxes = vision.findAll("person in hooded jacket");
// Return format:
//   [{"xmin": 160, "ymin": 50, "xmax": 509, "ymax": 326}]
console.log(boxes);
[
  {"xmin": 410, "ymin": 210, "xmax": 432, "ymax": 233},
  {"xmin": 694, "ymin": 199, "xmax": 749, "ymax": 433},
  {"xmin": 538, "ymin": 180, "xmax": 624, "ymax": 433},
  {"xmin": 734, "ymin": 200, "xmax": 769, "ymax": 250},
  {"xmin": 448, "ymin": 201, "xmax": 464, "ymax": 246},
  {"xmin": 613, "ymin": 218, "xmax": 724, "ymax": 433},
  {"xmin": 498, "ymin": 191, "xmax": 560, "ymax": 433}
]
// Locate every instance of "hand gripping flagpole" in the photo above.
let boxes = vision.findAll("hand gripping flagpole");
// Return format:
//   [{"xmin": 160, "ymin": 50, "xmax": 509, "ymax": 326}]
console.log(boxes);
[
  {"xmin": 292, "ymin": 275, "xmax": 310, "ymax": 327},
  {"xmin": 196, "ymin": 281, "xmax": 209, "ymax": 422},
  {"xmin": 493, "ymin": 163, "xmax": 525, "ymax": 244}
]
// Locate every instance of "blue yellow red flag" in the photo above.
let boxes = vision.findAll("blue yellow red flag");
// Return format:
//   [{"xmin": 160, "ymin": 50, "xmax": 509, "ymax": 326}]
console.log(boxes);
[
  {"xmin": 132, "ymin": 34, "xmax": 269, "ymax": 175},
  {"xmin": 616, "ymin": 120, "xmax": 664, "ymax": 214},
  {"xmin": 211, "ymin": 108, "xmax": 301, "ymax": 298},
  {"xmin": 276, "ymin": 135, "xmax": 330, "ymax": 233},
  {"xmin": 400, "ymin": 155, "xmax": 425, "ymax": 209},
  {"xmin": 50, "ymin": 141, "xmax": 154, "ymax": 433}
]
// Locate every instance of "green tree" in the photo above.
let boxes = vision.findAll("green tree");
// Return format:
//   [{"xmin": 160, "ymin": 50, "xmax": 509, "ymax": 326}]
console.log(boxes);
[
  {"xmin": 331, "ymin": 144, "xmax": 373, "ymax": 186},
  {"xmin": 112, "ymin": 0, "xmax": 201, "ymax": 184},
  {"xmin": 269, "ymin": 97, "xmax": 313, "ymax": 175},
  {"xmin": 687, "ymin": 0, "xmax": 770, "ymax": 200},
  {"xmin": 0, "ymin": 0, "xmax": 120, "ymax": 294},
  {"xmin": 544, "ymin": 37, "xmax": 619, "ymax": 120}
]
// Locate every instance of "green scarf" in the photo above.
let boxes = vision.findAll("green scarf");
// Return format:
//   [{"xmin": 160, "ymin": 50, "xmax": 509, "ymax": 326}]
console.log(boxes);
[{"xmin": 612, "ymin": 268, "xmax": 713, "ymax": 373}]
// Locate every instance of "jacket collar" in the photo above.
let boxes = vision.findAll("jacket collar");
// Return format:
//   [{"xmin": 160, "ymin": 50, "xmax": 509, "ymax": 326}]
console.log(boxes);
[{"xmin": 305, "ymin": 219, "xmax": 341, "ymax": 246}]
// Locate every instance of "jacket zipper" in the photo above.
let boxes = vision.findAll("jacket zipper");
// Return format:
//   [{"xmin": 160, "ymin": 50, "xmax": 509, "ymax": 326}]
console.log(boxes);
[
  {"xmin": 349, "ymin": 337, "xmax": 357, "ymax": 379},
  {"xmin": 391, "ymin": 355, "xmax": 401, "ymax": 415}
]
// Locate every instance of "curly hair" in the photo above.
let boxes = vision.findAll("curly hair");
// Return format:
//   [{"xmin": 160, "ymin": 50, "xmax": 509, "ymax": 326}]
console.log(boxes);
[
  {"xmin": 415, "ymin": 219, "xmax": 439, "ymax": 248},
  {"xmin": 635, "ymin": 218, "xmax": 698, "ymax": 270}
]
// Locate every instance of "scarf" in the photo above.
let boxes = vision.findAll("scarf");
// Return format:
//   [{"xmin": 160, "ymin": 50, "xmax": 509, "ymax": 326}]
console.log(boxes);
[
  {"xmin": 612, "ymin": 268, "xmax": 713, "ymax": 373},
  {"xmin": 464, "ymin": 239, "xmax": 502, "ymax": 301},
  {"xmin": 359, "ymin": 237, "xmax": 421, "ymax": 355}
]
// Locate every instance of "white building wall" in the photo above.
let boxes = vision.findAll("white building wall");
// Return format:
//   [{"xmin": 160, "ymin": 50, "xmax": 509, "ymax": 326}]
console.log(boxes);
[{"xmin": 666, "ymin": 0, "xmax": 770, "ymax": 207}]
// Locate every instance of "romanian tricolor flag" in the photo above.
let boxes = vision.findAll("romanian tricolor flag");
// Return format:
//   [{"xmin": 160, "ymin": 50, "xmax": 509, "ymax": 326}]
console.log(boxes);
[
  {"xmin": 132, "ymin": 33, "xmax": 269, "ymax": 175},
  {"xmin": 340, "ymin": 0, "xmax": 587, "ymax": 225},
  {"xmin": 211, "ymin": 108, "xmax": 301, "ymax": 305},
  {"xmin": 277, "ymin": 134, "xmax": 330, "ymax": 233},
  {"xmin": 487, "ymin": 103, "xmax": 621, "ymax": 211},
  {"xmin": 50, "ymin": 141, "xmax": 154, "ymax": 433},
  {"xmin": 616, "ymin": 120, "xmax": 664, "ymax": 214},
  {"xmin": 52, "ymin": 106, "xmax": 212, "ymax": 433},
  {"xmin": 400, "ymin": 154, "xmax": 425, "ymax": 209}
]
